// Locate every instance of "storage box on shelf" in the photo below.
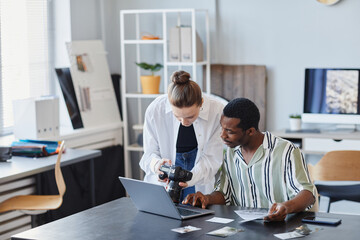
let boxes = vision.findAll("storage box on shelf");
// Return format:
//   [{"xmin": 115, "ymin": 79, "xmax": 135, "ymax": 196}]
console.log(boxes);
[{"xmin": 120, "ymin": 9, "xmax": 210, "ymax": 179}]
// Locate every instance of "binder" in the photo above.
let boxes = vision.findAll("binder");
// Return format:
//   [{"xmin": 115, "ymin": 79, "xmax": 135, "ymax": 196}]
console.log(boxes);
[
  {"xmin": 13, "ymin": 97, "xmax": 60, "ymax": 139},
  {"xmin": 169, "ymin": 27, "xmax": 180, "ymax": 62},
  {"xmin": 180, "ymin": 27, "xmax": 204, "ymax": 62}
]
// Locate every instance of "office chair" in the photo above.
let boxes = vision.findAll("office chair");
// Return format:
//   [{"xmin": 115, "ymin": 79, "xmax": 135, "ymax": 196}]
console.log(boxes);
[
  {"xmin": 307, "ymin": 150, "xmax": 360, "ymax": 213},
  {"xmin": 0, "ymin": 141, "xmax": 66, "ymax": 214}
]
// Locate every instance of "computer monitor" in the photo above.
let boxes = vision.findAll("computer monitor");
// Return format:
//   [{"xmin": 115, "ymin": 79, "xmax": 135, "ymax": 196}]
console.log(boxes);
[
  {"xmin": 302, "ymin": 68, "xmax": 360, "ymax": 128},
  {"xmin": 55, "ymin": 68, "xmax": 84, "ymax": 129}
]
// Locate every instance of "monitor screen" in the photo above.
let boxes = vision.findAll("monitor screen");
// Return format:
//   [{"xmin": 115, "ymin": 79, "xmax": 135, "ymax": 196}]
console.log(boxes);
[
  {"xmin": 303, "ymin": 68, "xmax": 360, "ymax": 125},
  {"xmin": 55, "ymin": 68, "xmax": 84, "ymax": 129}
]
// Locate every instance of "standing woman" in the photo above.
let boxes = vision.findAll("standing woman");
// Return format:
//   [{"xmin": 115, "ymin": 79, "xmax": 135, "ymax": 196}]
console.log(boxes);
[{"xmin": 139, "ymin": 70, "xmax": 224, "ymax": 201}]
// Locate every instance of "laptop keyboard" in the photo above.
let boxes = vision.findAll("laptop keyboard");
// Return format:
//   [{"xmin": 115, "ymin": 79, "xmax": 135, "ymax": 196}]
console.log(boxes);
[{"xmin": 177, "ymin": 207, "xmax": 200, "ymax": 216}]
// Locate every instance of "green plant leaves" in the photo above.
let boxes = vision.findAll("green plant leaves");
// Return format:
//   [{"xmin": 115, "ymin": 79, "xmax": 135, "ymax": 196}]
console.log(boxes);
[
  {"xmin": 135, "ymin": 62, "xmax": 163, "ymax": 73},
  {"xmin": 151, "ymin": 63, "xmax": 163, "ymax": 72},
  {"xmin": 289, "ymin": 114, "xmax": 301, "ymax": 119}
]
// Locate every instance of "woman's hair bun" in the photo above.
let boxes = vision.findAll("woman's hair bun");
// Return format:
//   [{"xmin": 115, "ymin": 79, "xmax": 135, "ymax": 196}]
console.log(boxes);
[{"xmin": 171, "ymin": 70, "xmax": 190, "ymax": 84}]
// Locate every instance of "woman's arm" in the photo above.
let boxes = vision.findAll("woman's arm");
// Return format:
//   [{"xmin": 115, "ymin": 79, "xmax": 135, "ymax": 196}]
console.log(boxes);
[
  {"xmin": 186, "ymin": 102, "xmax": 224, "ymax": 187},
  {"xmin": 139, "ymin": 106, "xmax": 163, "ymax": 175}
]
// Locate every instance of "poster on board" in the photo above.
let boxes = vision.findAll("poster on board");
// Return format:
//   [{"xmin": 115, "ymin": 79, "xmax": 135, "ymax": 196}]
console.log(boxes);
[{"xmin": 66, "ymin": 40, "xmax": 121, "ymax": 128}]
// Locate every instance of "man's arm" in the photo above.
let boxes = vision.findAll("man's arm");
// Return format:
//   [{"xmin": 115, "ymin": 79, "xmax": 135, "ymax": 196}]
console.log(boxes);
[
  {"xmin": 265, "ymin": 189, "xmax": 315, "ymax": 221},
  {"xmin": 182, "ymin": 191, "xmax": 226, "ymax": 209}
]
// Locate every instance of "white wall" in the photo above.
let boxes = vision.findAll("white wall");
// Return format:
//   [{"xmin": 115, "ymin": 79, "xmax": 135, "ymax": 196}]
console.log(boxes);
[
  {"xmin": 70, "ymin": 0, "xmax": 102, "ymax": 40},
  {"xmin": 69, "ymin": 0, "xmax": 360, "ymax": 131},
  {"xmin": 50, "ymin": 0, "xmax": 72, "ymax": 128},
  {"xmin": 215, "ymin": 0, "xmax": 360, "ymax": 130},
  {"xmin": 68, "ymin": 0, "xmax": 217, "ymax": 85},
  {"xmin": 52, "ymin": 0, "xmax": 71, "ymax": 69}
]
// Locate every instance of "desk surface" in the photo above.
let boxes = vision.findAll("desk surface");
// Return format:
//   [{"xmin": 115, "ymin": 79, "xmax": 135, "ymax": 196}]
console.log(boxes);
[
  {"xmin": 0, "ymin": 148, "xmax": 101, "ymax": 184},
  {"xmin": 12, "ymin": 197, "xmax": 360, "ymax": 240},
  {"xmin": 272, "ymin": 129, "xmax": 360, "ymax": 140}
]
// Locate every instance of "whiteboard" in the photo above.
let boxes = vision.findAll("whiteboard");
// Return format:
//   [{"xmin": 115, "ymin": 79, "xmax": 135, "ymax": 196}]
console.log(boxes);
[{"xmin": 66, "ymin": 40, "xmax": 121, "ymax": 128}]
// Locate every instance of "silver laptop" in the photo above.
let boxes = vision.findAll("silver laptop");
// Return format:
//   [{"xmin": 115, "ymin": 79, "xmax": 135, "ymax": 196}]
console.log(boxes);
[{"xmin": 119, "ymin": 177, "xmax": 214, "ymax": 220}]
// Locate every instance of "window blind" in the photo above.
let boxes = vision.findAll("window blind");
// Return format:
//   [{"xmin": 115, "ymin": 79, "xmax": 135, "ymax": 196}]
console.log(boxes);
[{"xmin": 0, "ymin": 0, "xmax": 50, "ymax": 135}]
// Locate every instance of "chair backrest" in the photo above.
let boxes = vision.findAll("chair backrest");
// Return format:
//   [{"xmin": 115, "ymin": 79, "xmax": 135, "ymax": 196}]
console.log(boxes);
[
  {"xmin": 55, "ymin": 141, "xmax": 66, "ymax": 196},
  {"xmin": 308, "ymin": 150, "xmax": 360, "ymax": 181}
]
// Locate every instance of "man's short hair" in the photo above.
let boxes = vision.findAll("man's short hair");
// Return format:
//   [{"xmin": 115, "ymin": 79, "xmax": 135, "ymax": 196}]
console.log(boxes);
[{"xmin": 223, "ymin": 98, "xmax": 260, "ymax": 131}]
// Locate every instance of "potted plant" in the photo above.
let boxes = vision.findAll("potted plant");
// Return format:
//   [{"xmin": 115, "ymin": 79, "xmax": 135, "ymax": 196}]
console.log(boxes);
[
  {"xmin": 289, "ymin": 114, "xmax": 302, "ymax": 131},
  {"xmin": 135, "ymin": 62, "xmax": 163, "ymax": 94}
]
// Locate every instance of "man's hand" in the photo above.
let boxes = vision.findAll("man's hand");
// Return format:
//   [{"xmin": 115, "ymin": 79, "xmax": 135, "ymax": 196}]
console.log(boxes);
[
  {"xmin": 182, "ymin": 192, "xmax": 210, "ymax": 209},
  {"xmin": 264, "ymin": 203, "xmax": 289, "ymax": 222},
  {"xmin": 156, "ymin": 158, "xmax": 172, "ymax": 182},
  {"xmin": 264, "ymin": 190, "xmax": 315, "ymax": 222}
]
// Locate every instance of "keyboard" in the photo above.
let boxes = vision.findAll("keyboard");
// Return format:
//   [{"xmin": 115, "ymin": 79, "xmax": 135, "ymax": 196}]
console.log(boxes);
[{"xmin": 177, "ymin": 207, "xmax": 200, "ymax": 216}]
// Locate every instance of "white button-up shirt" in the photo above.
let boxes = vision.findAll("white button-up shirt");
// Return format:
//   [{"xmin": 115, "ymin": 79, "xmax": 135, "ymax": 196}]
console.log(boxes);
[{"xmin": 139, "ymin": 94, "xmax": 224, "ymax": 194}]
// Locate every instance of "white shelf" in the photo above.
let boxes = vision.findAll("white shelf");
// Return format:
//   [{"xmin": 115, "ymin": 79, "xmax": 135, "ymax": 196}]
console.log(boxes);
[
  {"xmin": 132, "ymin": 124, "xmax": 144, "ymax": 131},
  {"xmin": 123, "ymin": 39, "xmax": 164, "ymax": 44},
  {"xmin": 125, "ymin": 93, "xmax": 164, "ymax": 98},
  {"xmin": 120, "ymin": 8, "xmax": 210, "ymax": 179},
  {"xmin": 127, "ymin": 143, "xmax": 144, "ymax": 152},
  {"xmin": 121, "ymin": 8, "xmax": 206, "ymax": 14},
  {"xmin": 166, "ymin": 61, "xmax": 208, "ymax": 66}
]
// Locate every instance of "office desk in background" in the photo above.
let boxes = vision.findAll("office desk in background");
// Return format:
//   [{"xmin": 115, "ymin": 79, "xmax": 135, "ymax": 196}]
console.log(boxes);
[
  {"xmin": 0, "ymin": 148, "xmax": 101, "ymax": 207},
  {"xmin": 0, "ymin": 148, "xmax": 101, "ymax": 184},
  {"xmin": 0, "ymin": 148, "xmax": 101, "ymax": 239},
  {"xmin": 12, "ymin": 197, "xmax": 360, "ymax": 240}
]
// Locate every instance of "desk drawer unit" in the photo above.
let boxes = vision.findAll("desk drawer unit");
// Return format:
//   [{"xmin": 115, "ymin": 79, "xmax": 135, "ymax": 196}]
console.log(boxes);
[
  {"xmin": 0, "ymin": 177, "xmax": 35, "ymax": 240},
  {"xmin": 303, "ymin": 138, "xmax": 360, "ymax": 153}
]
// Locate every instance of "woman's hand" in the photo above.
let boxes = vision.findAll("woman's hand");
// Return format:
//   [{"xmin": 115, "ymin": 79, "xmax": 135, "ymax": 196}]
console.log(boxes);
[
  {"xmin": 156, "ymin": 158, "xmax": 172, "ymax": 182},
  {"xmin": 178, "ymin": 182, "xmax": 188, "ymax": 188}
]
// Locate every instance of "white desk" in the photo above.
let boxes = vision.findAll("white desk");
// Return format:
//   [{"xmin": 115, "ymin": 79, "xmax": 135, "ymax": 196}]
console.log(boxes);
[
  {"xmin": 272, "ymin": 129, "xmax": 360, "ymax": 154},
  {"xmin": 0, "ymin": 148, "xmax": 101, "ymax": 239},
  {"xmin": 0, "ymin": 148, "xmax": 101, "ymax": 184}
]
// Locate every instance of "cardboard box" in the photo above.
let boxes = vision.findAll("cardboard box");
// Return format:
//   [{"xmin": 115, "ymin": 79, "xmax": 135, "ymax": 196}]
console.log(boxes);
[{"xmin": 13, "ymin": 97, "xmax": 59, "ymax": 139}]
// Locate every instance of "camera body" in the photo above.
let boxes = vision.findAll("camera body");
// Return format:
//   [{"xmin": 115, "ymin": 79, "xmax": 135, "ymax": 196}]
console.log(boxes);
[{"xmin": 158, "ymin": 165, "xmax": 193, "ymax": 203}]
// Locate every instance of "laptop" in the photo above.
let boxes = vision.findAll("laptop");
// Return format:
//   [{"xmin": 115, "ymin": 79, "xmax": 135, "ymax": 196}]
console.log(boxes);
[{"xmin": 119, "ymin": 177, "xmax": 215, "ymax": 220}]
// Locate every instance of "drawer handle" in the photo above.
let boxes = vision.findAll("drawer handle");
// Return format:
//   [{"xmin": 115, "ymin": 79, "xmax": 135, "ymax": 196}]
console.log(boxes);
[{"xmin": 333, "ymin": 139, "xmax": 343, "ymax": 142}]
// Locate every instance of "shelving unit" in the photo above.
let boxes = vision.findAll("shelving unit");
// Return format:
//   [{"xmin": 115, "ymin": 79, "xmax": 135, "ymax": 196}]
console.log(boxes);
[{"xmin": 120, "ymin": 9, "xmax": 210, "ymax": 179}]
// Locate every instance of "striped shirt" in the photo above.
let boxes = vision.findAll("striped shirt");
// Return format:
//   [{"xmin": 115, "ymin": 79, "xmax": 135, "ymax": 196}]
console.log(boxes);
[{"xmin": 215, "ymin": 132, "xmax": 316, "ymax": 208}]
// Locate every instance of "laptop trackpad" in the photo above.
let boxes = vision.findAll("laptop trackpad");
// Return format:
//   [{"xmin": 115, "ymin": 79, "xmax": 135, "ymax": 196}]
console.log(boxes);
[{"xmin": 176, "ymin": 204, "xmax": 214, "ymax": 217}]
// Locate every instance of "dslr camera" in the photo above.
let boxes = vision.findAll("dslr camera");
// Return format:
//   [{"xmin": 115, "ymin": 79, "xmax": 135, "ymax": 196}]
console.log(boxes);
[{"xmin": 158, "ymin": 165, "xmax": 193, "ymax": 203}]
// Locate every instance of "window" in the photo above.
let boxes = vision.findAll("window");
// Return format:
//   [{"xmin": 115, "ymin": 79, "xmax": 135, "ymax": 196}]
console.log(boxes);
[{"xmin": 0, "ymin": 0, "xmax": 51, "ymax": 135}]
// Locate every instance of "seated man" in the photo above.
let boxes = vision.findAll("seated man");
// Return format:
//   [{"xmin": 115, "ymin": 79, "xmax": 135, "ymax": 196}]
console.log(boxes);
[{"xmin": 182, "ymin": 98, "xmax": 316, "ymax": 221}]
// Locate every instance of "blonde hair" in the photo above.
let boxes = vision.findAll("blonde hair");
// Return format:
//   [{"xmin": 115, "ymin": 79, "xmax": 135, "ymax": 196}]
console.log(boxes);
[{"xmin": 167, "ymin": 70, "xmax": 202, "ymax": 108}]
